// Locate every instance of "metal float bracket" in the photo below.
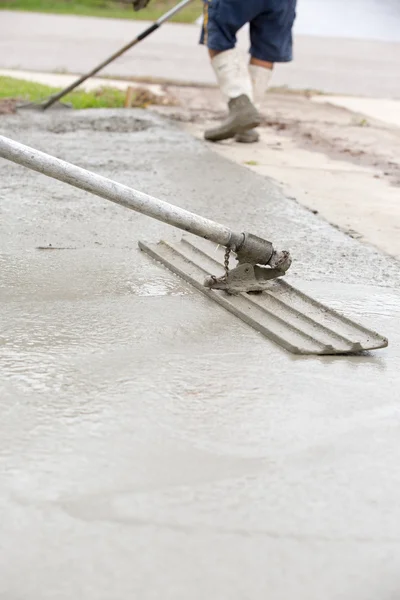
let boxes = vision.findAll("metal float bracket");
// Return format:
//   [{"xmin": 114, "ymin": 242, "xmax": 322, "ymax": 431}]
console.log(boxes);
[
  {"xmin": 205, "ymin": 263, "xmax": 287, "ymax": 294},
  {"xmin": 204, "ymin": 232, "xmax": 293, "ymax": 294}
]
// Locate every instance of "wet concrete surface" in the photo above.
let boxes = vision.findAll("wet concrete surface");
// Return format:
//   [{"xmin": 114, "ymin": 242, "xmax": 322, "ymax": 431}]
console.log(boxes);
[{"xmin": 1, "ymin": 110, "xmax": 400, "ymax": 599}]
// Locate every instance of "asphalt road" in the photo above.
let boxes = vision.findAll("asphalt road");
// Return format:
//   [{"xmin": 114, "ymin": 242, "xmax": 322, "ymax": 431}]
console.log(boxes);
[
  {"xmin": 1, "ymin": 9, "xmax": 400, "ymax": 97},
  {"xmin": 294, "ymin": 0, "xmax": 400, "ymax": 42}
]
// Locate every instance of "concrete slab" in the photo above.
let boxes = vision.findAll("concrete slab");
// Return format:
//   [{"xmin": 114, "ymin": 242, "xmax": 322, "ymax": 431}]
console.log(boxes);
[
  {"xmin": 1, "ymin": 110, "xmax": 400, "ymax": 599},
  {"xmin": 313, "ymin": 96, "xmax": 400, "ymax": 128},
  {"xmin": 185, "ymin": 123, "xmax": 400, "ymax": 259}
]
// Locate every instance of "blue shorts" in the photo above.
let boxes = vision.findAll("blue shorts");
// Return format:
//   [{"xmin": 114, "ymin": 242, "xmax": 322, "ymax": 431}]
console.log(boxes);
[{"xmin": 200, "ymin": 0, "xmax": 297, "ymax": 63}]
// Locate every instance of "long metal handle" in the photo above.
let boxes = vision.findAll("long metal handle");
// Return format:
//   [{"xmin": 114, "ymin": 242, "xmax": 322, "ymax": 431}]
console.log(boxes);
[
  {"xmin": 42, "ymin": 0, "xmax": 194, "ymax": 110},
  {"xmin": 156, "ymin": 0, "xmax": 194, "ymax": 24},
  {"xmin": 0, "ymin": 135, "xmax": 242, "ymax": 248}
]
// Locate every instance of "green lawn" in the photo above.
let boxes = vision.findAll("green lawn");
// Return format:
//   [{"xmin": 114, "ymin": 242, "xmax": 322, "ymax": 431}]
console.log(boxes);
[
  {"xmin": 0, "ymin": 0, "xmax": 203, "ymax": 23},
  {"xmin": 0, "ymin": 76, "xmax": 140, "ymax": 109}
]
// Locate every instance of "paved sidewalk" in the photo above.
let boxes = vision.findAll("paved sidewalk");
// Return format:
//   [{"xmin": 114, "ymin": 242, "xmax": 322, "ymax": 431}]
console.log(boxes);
[
  {"xmin": 313, "ymin": 96, "xmax": 400, "ymax": 128},
  {"xmin": 1, "ymin": 11, "xmax": 400, "ymax": 97},
  {"xmin": 3, "ymin": 66, "xmax": 400, "ymax": 130},
  {"xmin": 0, "ymin": 68, "xmax": 165, "ymax": 95}
]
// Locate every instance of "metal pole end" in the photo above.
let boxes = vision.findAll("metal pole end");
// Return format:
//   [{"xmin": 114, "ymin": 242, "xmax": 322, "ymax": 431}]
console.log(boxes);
[
  {"xmin": 235, "ymin": 232, "xmax": 292, "ymax": 270},
  {"xmin": 205, "ymin": 233, "xmax": 292, "ymax": 293}
]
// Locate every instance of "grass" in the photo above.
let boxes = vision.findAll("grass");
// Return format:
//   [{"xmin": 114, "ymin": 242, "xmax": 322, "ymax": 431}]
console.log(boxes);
[
  {"xmin": 0, "ymin": 0, "xmax": 203, "ymax": 23},
  {"xmin": 0, "ymin": 76, "xmax": 129, "ymax": 108}
]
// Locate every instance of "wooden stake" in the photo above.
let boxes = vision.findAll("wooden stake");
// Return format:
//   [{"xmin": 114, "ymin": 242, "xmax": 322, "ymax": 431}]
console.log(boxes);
[{"xmin": 124, "ymin": 86, "xmax": 135, "ymax": 108}]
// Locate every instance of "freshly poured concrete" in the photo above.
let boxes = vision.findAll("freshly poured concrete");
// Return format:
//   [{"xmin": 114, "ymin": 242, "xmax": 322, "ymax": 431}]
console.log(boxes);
[{"xmin": 1, "ymin": 110, "xmax": 400, "ymax": 599}]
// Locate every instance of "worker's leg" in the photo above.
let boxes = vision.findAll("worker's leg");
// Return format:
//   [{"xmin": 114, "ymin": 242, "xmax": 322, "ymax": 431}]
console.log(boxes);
[
  {"xmin": 250, "ymin": 0, "xmax": 296, "ymax": 102},
  {"xmin": 199, "ymin": 0, "xmax": 260, "ymax": 142},
  {"xmin": 249, "ymin": 58, "xmax": 274, "ymax": 105},
  {"xmin": 236, "ymin": 0, "xmax": 296, "ymax": 144}
]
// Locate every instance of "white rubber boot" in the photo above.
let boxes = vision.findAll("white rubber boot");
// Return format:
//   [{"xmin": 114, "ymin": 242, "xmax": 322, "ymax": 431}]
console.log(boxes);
[
  {"xmin": 249, "ymin": 64, "xmax": 273, "ymax": 108},
  {"xmin": 205, "ymin": 49, "xmax": 260, "ymax": 142},
  {"xmin": 211, "ymin": 48, "xmax": 253, "ymax": 102},
  {"xmin": 235, "ymin": 64, "xmax": 273, "ymax": 143}
]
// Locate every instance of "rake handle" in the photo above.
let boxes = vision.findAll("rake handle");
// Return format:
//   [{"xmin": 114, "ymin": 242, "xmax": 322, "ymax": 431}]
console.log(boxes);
[{"xmin": 42, "ymin": 0, "xmax": 194, "ymax": 110}]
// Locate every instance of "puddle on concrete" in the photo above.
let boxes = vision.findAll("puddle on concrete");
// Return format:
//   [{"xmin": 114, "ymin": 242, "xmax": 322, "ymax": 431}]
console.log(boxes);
[
  {"xmin": 125, "ymin": 277, "xmax": 190, "ymax": 297},
  {"xmin": 0, "ymin": 250, "xmax": 192, "ymax": 301}
]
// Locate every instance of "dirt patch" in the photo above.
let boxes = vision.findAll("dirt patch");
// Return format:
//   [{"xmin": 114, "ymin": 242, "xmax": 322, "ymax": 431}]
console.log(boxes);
[
  {"xmin": 0, "ymin": 98, "xmax": 17, "ymax": 115},
  {"xmin": 128, "ymin": 86, "xmax": 178, "ymax": 109}
]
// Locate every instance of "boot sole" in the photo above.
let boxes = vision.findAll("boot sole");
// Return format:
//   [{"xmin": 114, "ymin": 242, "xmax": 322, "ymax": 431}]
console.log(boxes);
[
  {"xmin": 235, "ymin": 131, "xmax": 260, "ymax": 143},
  {"xmin": 205, "ymin": 112, "xmax": 261, "ymax": 143}
]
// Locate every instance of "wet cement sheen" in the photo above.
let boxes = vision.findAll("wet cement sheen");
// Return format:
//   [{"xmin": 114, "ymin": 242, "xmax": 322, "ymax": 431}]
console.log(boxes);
[{"xmin": 1, "ymin": 110, "xmax": 400, "ymax": 600}]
